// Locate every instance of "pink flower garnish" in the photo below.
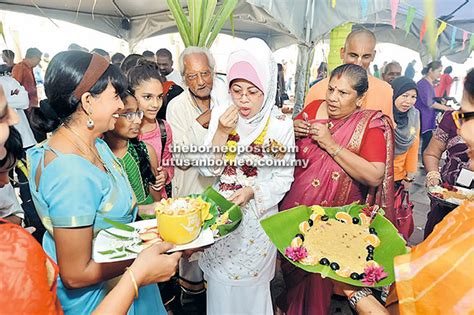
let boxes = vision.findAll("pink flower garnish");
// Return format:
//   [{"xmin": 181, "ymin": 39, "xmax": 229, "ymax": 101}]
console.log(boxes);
[
  {"xmin": 285, "ymin": 246, "xmax": 308, "ymax": 262},
  {"xmin": 362, "ymin": 265, "xmax": 388, "ymax": 286}
]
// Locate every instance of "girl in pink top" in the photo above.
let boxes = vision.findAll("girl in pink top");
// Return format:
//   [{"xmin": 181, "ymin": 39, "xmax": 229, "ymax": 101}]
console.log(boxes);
[{"xmin": 128, "ymin": 61, "xmax": 174, "ymax": 197}]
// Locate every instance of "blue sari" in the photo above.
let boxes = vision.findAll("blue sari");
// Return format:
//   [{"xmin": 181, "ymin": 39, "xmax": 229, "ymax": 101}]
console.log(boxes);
[{"xmin": 27, "ymin": 138, "xmax": 166, "ymax": 315}]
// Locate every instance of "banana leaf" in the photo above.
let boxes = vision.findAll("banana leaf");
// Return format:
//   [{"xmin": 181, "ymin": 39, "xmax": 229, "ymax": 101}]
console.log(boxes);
[
  {"xmin": 198, "ymin": 0, "xmax": 218, "ymax": 46},
  {"xmin": 206, "ymin": 0, "xmax": 238, "ymax": 47},
  {"xmin": 260, "ymin": 204, "xmax": 408, "ymax": 287},
  {"xmin": 166, "ymin": 0, "xmax": 192, "ymax": 47},
  {"xmin": 104, "ymin": 218, "xmax": 135, "ymax": 232},
  {"xmin": 188, "ymin": 0, "xmax": 203, "ymax": 45},
  {"xmin": 201, "ymin": 186, "xmax": 243, "ymax": 237}
]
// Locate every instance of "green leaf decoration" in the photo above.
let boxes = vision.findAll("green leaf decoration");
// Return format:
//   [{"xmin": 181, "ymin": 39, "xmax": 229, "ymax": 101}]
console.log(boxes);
[
  {"xmin": 98, "ymin": 249, "xmax": 116, "ymax": 255},
  {"xmin": 198, "ymin": 0, "xmax": 218, "ymax": 46},
  {"xmin": 198, "ymin": 186, "xmax": 243, "ymax": 236},
  {"xmin": 109, "ymin": 253, "xmax": 128, "ymax": 259},
  {"xmin": 103, "ymin": 218, "xmax": 136, "ymax": 232},
  {"xmin": 260, "ymin": 205, "xmax": 408, "ymax": 287},
  {"xmin": 206, "ymin": 0, "xmax": 238, "ymax": 48},
  {"xmin": 167, "ymin": 0, "xmax": 237, "ymax": 48},
  {"xmin": 167, "ymin": 0, "xmax": 192, "ymax": 47},
  {"xmin": 103, "ymin": 229, "xmax": 133, "ymax": 240}
]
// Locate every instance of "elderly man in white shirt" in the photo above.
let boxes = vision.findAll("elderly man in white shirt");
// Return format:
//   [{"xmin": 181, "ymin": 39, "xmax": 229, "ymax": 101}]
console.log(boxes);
[{"xmin": 166, "ymin": 46, "xmax": 227, "ymax": 311}]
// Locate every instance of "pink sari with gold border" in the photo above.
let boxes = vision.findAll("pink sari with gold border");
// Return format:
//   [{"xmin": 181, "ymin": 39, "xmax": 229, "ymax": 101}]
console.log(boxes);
[
  {"xmin": 277, "ymin": 100, "xmax": 394, "ymax": 314},
  {"xmin": 280, "ymin": 100, "xmax": 394, "ymax": 220}
]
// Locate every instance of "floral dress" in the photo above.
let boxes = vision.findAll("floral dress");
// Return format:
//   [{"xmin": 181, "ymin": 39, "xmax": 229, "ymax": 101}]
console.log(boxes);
[{"xmin": 198, "ymin": 114, "xmax": 295, "ymax": 315}]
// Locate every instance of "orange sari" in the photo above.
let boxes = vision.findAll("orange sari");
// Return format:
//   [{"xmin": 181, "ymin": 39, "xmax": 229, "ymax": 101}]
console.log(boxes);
[{"xmin": 392, "ymin": 201, "xmax": 474, "ymax": 314}]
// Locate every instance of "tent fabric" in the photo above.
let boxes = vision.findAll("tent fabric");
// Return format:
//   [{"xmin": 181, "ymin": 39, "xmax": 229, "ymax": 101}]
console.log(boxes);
[
  {"xmin": 1, "ymin": 0, "xmax": 472, "ymax": 112},
  {"xmin": 0, "ymin": 0, "xmax": 472, "ymax": 61}
]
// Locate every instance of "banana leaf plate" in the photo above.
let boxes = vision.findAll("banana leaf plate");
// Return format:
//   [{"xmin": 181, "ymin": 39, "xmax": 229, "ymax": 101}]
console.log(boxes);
[
  {"xmin": 194, "ymin": 186, "xmax": 243, "ymax": 238},
  {"xmin": 261, "ymin": 203, "xmax": 408, "ymax": 287}
]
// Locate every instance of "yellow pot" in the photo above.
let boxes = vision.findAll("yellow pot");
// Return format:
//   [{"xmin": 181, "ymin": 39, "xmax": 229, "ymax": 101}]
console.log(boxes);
[{"xmin": 157, "ymin": 208, "xmax": 202, "ymax": 245}]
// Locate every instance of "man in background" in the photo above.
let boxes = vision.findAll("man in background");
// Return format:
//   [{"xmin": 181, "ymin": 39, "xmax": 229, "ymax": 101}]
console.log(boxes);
[
  {"xmin": 2, "ymin": 50, "xmax": 15, "ymax": 73},
  {"xmin": 156, "ymin": 48, "xmax": 183, "ymax": 86},
  {"xmin": 142, "ymin": 50, "xmax": 156, "ymax": 62},
  {"xmin": 166, "ymin": 46, "xmax": 227, "ymax": 313},
  {"xmin": 382, "ymin": 61, "xmax": 402, "ymax": 83},
  {"xmin": 304, "ymin": 29, "xmax": 394, "ymax": 121},
  {"xmin": 12, "ymin": 48, "xmax": 42, "ymax": 109},
  {"xmin": 111, "ymin": 52, "xmax": 125, "ymax": 67}
]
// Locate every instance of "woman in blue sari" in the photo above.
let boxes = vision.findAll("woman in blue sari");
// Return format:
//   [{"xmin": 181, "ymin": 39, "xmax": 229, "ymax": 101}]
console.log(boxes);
[{"xmin": 27, "ymin": 51, "xmax": 180, "ymax": 314}]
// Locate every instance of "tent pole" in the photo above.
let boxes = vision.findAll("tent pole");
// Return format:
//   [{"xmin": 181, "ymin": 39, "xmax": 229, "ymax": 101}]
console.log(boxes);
[{"xmin": 292, "ymin": 43, "xmax": 315, "ymax": 117}]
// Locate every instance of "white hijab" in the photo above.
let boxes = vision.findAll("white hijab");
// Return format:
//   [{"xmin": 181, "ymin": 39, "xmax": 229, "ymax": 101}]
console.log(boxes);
[{"xmin": 205, "ymin": 38, "xmax": 278, "ymax": 146}]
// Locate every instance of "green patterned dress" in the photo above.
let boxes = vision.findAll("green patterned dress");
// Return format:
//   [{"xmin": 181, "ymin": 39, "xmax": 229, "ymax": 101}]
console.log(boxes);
[{"xmin": 118, "ymin": 141, "xmax": 154, "ymax": 205}]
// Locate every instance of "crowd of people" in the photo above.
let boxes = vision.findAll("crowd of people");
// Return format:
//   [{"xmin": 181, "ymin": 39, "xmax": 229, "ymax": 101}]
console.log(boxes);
[{"xmin": 0, "ymin": 27, "xmax": 473, "ymax": 315}]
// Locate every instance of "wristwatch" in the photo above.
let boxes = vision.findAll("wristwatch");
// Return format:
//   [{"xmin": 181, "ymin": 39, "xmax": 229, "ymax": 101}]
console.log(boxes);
[{"xmin": 348, "ymin": 287, "xmax": 373, "ymax": 309}]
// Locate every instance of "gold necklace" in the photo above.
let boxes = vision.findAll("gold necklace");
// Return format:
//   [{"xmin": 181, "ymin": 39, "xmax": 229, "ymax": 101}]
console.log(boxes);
[{"xmin": 58, "ymin": 128, "xmax": 111, "ymax": 174}]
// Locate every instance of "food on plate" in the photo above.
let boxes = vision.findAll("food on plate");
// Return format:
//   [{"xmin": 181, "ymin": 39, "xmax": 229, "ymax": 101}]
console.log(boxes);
[
  {"xmin": 285, "ymin": 208, "xmax": 387, "ymax": 284},
  {"xmin": 155, "ymin": 197, "xmax": 213, "ymax": 220},
  {"xmin": 430, "ymin": 184, "xmax": 474, "ymax": 204},
  {"xmin": 155, "ymin": 197, "xmax": 211, "ymax": 245}
]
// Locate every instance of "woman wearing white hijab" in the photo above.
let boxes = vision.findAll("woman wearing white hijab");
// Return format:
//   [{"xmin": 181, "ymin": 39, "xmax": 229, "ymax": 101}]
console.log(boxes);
[{"xmin": 199, "ymin": 38, "xmax": 295, "ymax": 314}]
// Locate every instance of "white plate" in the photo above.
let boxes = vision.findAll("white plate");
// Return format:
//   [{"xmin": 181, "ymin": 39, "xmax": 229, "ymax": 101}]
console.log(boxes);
[
  {"xmin": 429, "ymin": 185, "xmax": 474, "ymax": 205},
  {"xmin": 93, "ymin": 219, "xmax": 214, "ymax": 263}
]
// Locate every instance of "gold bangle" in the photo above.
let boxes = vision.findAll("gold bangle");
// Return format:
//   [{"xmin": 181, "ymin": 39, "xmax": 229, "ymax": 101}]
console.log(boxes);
[
  {"xmin": 126, "ymin": 267, "xmax": 139, "ymax": 299},
  {"xmin": 330, "ymin": 145, "xmax": 343, "ymax": 158}
]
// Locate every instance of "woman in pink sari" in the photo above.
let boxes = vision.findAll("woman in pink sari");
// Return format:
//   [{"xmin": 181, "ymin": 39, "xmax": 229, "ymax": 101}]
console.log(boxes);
[{"xmin": 278, "ymin": 64, "xmax": 394, "ymax": 314}]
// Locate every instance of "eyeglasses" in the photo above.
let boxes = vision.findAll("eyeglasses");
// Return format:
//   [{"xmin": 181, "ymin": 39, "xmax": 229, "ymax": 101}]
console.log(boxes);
[
  {"xmin": 185, "ymin": 71, "xmax": 211, "ymax": 81},
  {"xmin": 230, "ymin": 88, "xmax": 263, "ymax": 100},
  {"xmin": 452, "ymin": 111, "xmax": 474, "ymax": 129},
  {"xmin": 118, "ymin": 110, "xmax": 144, "ymax": 122}
]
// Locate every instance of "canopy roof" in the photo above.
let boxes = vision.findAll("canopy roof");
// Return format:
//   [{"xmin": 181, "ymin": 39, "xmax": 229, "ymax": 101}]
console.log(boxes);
[{"xmin": 0, "ymin": 0, "xmax": 472, "ymax": 62}]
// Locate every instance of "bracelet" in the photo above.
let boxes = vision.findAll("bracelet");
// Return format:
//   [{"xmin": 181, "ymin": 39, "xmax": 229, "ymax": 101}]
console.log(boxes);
[
  {"xmin": 404, "ymin": 177, "xmax": 415, "ymax": 183},
  {"xmin": 126, "ymin": 267, "xmax": 139, "ymax": 299},
  {"xmin": 348, "ymin": 287, "xmax": 373, "ymax": 309},
  {"xmin": 426, "ymin": 171, "xmax": 441, "ymax": 184},
  {"xmin": 330, "ymin": 145, "xmax": 343, "ymax": 158}
]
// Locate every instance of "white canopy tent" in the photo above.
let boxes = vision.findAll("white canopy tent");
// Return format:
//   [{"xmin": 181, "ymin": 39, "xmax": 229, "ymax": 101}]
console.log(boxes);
[{"xmin": 1, "ymin": 0, "xmax": 473, "ymax": 108}]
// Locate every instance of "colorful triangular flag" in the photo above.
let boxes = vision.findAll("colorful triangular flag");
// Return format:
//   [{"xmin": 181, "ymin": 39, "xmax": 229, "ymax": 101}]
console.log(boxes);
[
  {"xmin": 405, "ymin": 7, "xmax": 416, "ymax": 36},
  {"xmin": 450, "ymin": 27, "xmax": 457, "ymax": 50},
  {"xmin": 391, "ymin": 0, "xmax": 399, "ymax": 29},
  {"xmin": 436, "ymin": 21, "xmax": 447, "ymax": 40}
]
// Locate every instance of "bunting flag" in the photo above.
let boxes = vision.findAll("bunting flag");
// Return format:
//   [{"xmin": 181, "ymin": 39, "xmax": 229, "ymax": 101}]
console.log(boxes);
[
  {"xmin": 332, "ymin": 0, "xmax": 336, "ymax": 8},
  {"xmin": 450, "ymin": 27, "xmax": 457, "ymax": 49},
  {"xmin": 405, "ymin": 7, "xmax": 416, "ymax": 36},
  {"xmin": 391, "ymin": 0, "xmax": 399, "ymax": 29},
  {"xmin": 361, "ymin": 0, "xmax": 368, "ymax": 19},
  {"xmin": 459, "ymin": 30, "xmax": 469, "ymax": 51},
  {"xmin": 420, "ymin": 19, "xmax": 427, "ymax": 43},
  {"xmin": 436, "ymin": 21, "xmax": 447, "ymax": 40},
  {"xmin": 469, "ymin": 33, "xmax": 474, "ymax": 52}
]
